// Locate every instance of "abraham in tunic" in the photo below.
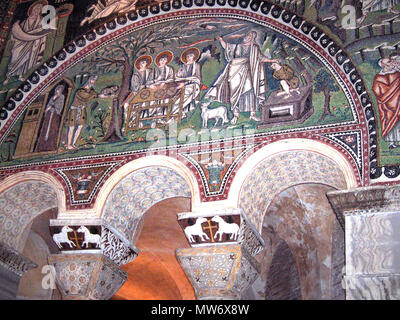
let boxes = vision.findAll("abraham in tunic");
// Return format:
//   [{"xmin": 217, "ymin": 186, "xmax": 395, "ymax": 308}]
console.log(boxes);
[
  {"xmin": 373, "ymin": 58, "xmax": 400, "ymax": 147},
  {"xmin": 35, "ymin": 85, "xmax": 65, "ymax": 152},
  {"xmin": 205, "ymin": 31, "xmax": 278, "ymax": 124},
  {"xmin": 5, "ymin": 0, "xmax": 54, "ymax": 82}
]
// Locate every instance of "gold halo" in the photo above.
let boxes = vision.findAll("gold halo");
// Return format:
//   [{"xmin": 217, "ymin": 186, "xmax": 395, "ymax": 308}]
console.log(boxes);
[
  {"xmin": 181, "ymin": 47, "xmax": 200, "ymax": 64},
  {"xmin": 155, "ymin": 50, "xmax": 173, "ymax": 66},
  {"xmin": 134, "ymin": 55, "xmax": 152, "ymax": 70}
]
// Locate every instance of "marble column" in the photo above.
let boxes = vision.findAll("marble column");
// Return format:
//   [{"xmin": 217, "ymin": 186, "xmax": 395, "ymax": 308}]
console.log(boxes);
[
  {"xmin": 327, "ymin": 186, "xmax": 400, "ymax": 300},
  {"xmin": 48, "ymin": 219, "xmax": 138, "ymax": 300},
  {"xmin": 0, "ymin": 241, "xmax": 37, "ymax": 299},
  {"xmin": 176, "ymin": 209, "xmax": 264, "ymax": 299}
]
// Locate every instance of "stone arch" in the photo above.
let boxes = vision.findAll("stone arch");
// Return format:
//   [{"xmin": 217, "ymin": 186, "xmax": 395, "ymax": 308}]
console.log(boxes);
[
  {"xmin": 231, "ymin": 138, "xmax": 357, "ymax": 231},
  {"xmin": 235, "ymin": 140, "xmax": 351, "ymax": 299},
  {"xmin": 0, "ymin": 171, "xmax": 64, "ymax": 252},
  {"xmin": 100, "ymin": 156, "xmax": 194, "ymax": 245}
]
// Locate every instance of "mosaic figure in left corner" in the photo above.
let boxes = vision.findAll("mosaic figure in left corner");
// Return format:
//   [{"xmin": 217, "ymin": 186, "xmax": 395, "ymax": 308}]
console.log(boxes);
[
  {"xmin": 0, "ymin": 1, "xmax": 74, "ymax": 87},
  {"xmin": 3, "ymin": 0, "xmax": 54, "ymax": 84}
]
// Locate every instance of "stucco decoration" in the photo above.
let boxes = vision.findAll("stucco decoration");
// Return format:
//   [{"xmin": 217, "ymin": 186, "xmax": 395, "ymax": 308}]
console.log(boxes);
[
  {"xmin": 0, "ymin": 181, "xmax": 57, "ymax": 251},
  {"xmin": 102, "ymin": 166, "xmax": 191, "ymax": 244},
  {"xmin": 239, "ymin": 150, "xmax": 347, "ymax": 231}
]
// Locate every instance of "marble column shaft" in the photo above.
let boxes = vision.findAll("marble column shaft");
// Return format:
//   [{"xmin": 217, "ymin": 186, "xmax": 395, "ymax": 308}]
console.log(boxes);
[{"xmin": 327, "ymin": 186, "xmax": 400, "ymax": 300}]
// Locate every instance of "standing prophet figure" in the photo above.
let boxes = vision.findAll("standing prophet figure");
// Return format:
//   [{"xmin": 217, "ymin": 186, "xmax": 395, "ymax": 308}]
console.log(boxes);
[
  {"xmin": 373, "ymin": 57, "xmax": 400, "ymax": 149},
  {"xmin": 35, "ymin": 84, "xmax": 65, "ymax": 152},
  {"xmin": 4, "ymin": 0, "xmax": 55, "ymax": 84},
  {"xmin": 205, "ymin": 31, "xmax": 278, "ymax": 124}
]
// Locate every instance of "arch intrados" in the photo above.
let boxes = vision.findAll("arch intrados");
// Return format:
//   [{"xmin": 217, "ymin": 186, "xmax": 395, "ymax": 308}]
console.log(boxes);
[
  {"xmin": 97, "ymin": 155, "xmax": 199, "ymax": 218},
  {"xmin": 229, "ymin": 138, "xmax": 358, "ymax": 207},
  {"xmin": 262, "ymin": 181, "xmax": 339, "ymax": 225},
  {"xmin": 0, "ymin": 171, "xmax": 64, "ymax": 212}
]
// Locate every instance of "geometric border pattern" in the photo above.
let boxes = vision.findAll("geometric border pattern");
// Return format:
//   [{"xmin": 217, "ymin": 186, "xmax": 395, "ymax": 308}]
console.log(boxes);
[
  {"xmin": 53, "ymin": 161, "xmax": 120, "ymax": 205},
  {"xmin": 322, "ymin": 130, "xmax": 363, "ymax": 180}
]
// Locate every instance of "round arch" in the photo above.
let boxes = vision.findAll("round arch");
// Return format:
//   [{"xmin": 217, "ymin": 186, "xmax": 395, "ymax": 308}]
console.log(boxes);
[
  {"xmin": 97, "ymin": 155, "xmax": 198, "ymax": 244},
  {"xmin": 0, "ymin": 171, "xmax": 64, "ymax": 251},
  {"xmin": 228, "ymin": 138, "xmax": 358, "ymax": 231},
  {"xmin": 0, "ymin": 1, "xmax": 375, "ymax": 185}
]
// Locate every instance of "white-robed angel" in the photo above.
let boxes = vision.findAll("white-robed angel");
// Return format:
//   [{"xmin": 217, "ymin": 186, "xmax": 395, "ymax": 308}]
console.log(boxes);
[
  {"xmin": 174, "ymin": 47, "xmax": 202, "ymax": 118},
  {"xmin": 80, "ymin": 0, "xmax": 138, "ymax": 26},
  {"xmin": 204, "ymin": 31, "xmax": 279, "ymax": 124}
]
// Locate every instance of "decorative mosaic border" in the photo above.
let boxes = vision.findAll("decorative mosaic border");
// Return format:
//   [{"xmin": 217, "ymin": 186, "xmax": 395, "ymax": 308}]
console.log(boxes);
[
  {"xmin": 180, "ymin": 143, "xmax": 255, "ymax": 196},
  {"xmin": 0, "ymin": 0, "xmax": 379, "ymax": 192},
  {"xmin": 0, "ymin": 127, "xmax": 362, "ymax": 208},
  {"xmin": 322, "ymin": 130, "xmax": 363, "ymax": 179},
  {"xmin": 53, "ymin": 161, "xmax": 120, "ymax": 205}
]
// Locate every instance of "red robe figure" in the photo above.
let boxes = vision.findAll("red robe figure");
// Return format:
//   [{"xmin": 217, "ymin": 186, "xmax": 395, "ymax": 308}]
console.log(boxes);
[{"xmin": 373, "ymin": 58, "xmax": 400, "ymax": 149}]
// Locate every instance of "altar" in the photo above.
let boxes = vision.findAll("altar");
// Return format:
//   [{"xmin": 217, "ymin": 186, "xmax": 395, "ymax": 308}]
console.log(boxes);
[
  {"xmin": 257, "ymin": 85, "xmax": 314, "ymax": 129},
  {"xmin": 124, "ymin": 82, "xmax": 185, "ymax": 132}
]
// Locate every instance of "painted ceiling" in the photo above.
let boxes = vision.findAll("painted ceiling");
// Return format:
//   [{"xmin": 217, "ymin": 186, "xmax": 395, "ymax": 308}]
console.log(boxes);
[{"xmin": 0, "ymin": 0, "xmax": 399, "ymax": 209}]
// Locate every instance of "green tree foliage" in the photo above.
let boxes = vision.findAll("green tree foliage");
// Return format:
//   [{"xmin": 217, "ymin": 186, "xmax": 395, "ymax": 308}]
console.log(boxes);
[{"xmin": 314, "ymin": 69, "xmax": 340, "ymax": 121}]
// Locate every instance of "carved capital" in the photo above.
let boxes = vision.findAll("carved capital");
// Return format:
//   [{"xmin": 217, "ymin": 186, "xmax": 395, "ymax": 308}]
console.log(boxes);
[
  {"xmin": 238, "ymin": 213, "xmax": 265, "ymax": 257},
  {"xmin": 101, "ymin": 225, "xmax": 138, "ymax": 265},
  {"xmin": 177, "ymin": 208, "xmax": 264, "ymax": 257},
  {"xmin": 48, "ymin": 253, "xmax": 127, "ymax": 300},
  {"xmin": 327, "ymin": 186, "xmax": 400, "ymax": 218},
  {"xmin": 176, "ymin": 245, "xmax": 258, "ymax": 300},
  {"xmin": 49, "ymin": 219, "xmax": 139, "ymax": 266},
  {"xmin": 0, "ymin": 241, "xmax": 37, "ymax": 276}
]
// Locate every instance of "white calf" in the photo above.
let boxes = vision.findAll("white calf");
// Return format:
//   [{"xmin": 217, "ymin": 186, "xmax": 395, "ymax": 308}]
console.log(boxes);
[{"xmin": 200, "ymin": 102, "xmax": 229, "ymax": 128}]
